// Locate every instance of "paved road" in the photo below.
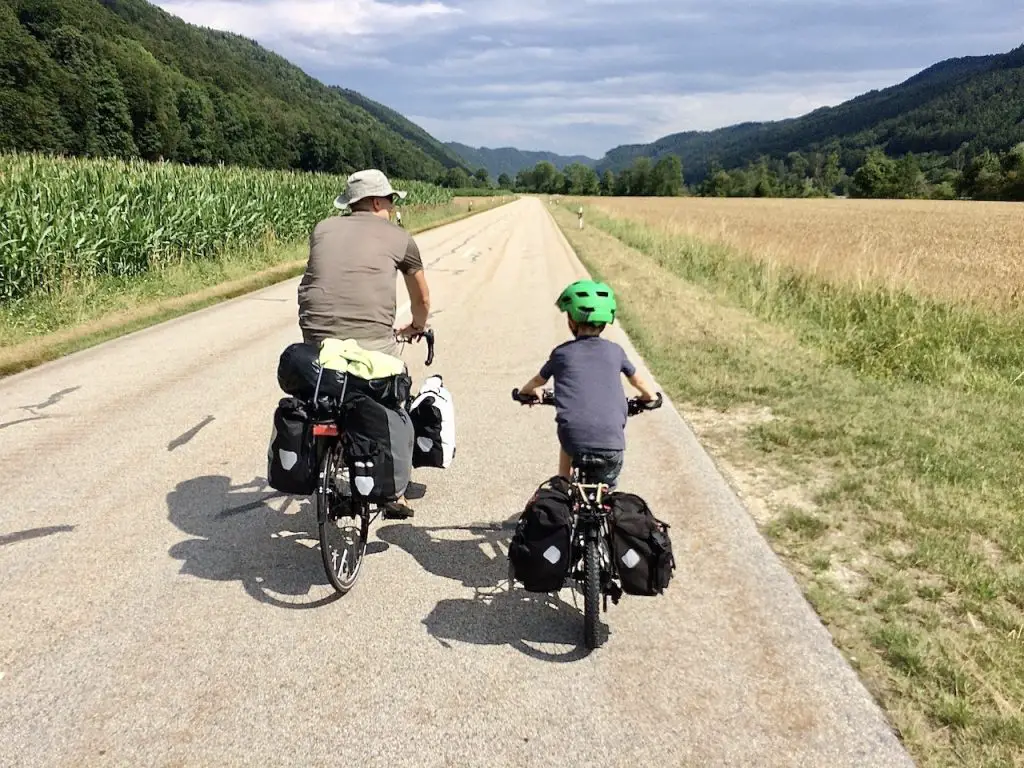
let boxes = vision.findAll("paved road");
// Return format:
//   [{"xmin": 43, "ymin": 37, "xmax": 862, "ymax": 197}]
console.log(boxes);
[{"xmin": 0, "ymin": 198, "xmax": 913, "ymax": 767}]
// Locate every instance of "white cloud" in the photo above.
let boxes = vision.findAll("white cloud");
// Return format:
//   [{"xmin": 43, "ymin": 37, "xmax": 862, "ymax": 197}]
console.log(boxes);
[
  {"xmin": 151, "ymin": 0, "xmax": 1024, "ymax": 157},
  {"xmin": 158, "ymin": 0, "xmax": 461, "ymax": 42}
]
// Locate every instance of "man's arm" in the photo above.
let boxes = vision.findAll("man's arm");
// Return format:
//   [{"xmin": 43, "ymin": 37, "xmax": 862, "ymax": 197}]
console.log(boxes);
[
  {"xmin": 402, "ymin": 269, "xmax": 430, "ymax": 331},
  {"xmin": 396, "ymin": 236, "xmax": 430, "ymax": 338}
]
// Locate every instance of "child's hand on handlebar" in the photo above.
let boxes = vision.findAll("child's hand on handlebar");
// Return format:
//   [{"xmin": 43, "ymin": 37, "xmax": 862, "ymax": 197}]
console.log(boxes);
[
  {"xmin": 627, "ymin": 392, "xmax": 664, "ymax": 415},
  {"xmin": 512, "ymin": 387, "xmax": 538, "ymax": 403}
]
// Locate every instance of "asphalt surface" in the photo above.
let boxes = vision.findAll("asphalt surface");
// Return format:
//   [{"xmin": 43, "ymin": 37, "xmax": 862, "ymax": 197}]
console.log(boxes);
[{"xmin": 0, "ymin": 198, "xmax": 914, "ymax": 767}]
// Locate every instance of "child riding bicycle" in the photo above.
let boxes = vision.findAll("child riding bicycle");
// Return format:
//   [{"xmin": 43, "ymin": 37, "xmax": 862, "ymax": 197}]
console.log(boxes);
[{"xmin": 516, "ymin": 279, "xmax": 656, "ymax": 487}]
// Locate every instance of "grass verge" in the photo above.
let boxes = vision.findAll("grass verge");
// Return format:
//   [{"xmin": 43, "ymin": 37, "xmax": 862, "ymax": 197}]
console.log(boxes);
[
  {"xmin": 0, "ymin": 198, "xmax": 509, "ymax": 377},
  {"xmin": 550, "ymin": 203, "xmax": 1024, "ymax": 768}
]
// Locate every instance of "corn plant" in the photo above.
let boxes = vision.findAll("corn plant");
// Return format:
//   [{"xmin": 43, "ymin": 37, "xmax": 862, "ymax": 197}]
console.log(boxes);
[{"xmin": 0, "ymin": 153, "xmax": 453, "ymax": 301}]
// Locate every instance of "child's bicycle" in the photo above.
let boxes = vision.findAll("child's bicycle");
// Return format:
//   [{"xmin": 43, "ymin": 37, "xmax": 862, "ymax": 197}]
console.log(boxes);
[{"xmin": 509, "ymin": 387, "xmax": 664, "ymax": 649}]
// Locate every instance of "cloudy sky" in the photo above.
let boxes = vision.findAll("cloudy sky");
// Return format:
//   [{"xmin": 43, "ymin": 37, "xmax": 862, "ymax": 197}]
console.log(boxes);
[{"xmin": 154, "ymin": 0, "xmax": 1024, "ymax": 158}]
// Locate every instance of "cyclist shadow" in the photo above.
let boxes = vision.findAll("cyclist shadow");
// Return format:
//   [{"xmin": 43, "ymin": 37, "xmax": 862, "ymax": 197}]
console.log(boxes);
[
  {"xmin": 166, "ymin": 474, "xmax": 373, "ymax": 610},
  {"xmin": 376, "ymin": 521, "xmax": 597, "ymax": 662}
]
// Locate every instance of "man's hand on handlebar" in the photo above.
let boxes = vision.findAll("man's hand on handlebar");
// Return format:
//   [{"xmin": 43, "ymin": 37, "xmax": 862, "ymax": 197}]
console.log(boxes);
[
  {"xmin": 395, "ymin": 323, "xmax": 427, "ymax": 342},
  {"xmin": 394, "ymin": 325, "xmax": 436, "ymax": 366}
]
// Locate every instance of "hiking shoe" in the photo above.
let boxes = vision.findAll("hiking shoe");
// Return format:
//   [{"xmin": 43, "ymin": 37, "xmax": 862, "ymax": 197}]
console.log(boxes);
[{"xmin": 382, "ymin": 501, "xmax": 415, "ymax": 520}]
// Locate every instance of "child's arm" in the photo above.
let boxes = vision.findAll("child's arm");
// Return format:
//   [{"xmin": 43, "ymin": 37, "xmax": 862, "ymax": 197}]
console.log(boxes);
[
  {"xmin": 627, "ymin": 371, "xmax": 656, "ymax": 401},
  {"xmin": 518, "ymin": 373, "xmax": 548, "ymax": 398},
  {"xmin": 521, "ymin": 349, "xmax": 559, "ymax": 397}
]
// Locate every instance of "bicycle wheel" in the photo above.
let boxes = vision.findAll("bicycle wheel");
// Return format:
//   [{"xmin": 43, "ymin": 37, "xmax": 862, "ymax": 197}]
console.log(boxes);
[
  {"xmin": 583, "ymin": 537, "xmax": 601, "ymax": 650},
  {"xmin": 317, "ymin": 443, "xmax": 368, "ymax": 595}
]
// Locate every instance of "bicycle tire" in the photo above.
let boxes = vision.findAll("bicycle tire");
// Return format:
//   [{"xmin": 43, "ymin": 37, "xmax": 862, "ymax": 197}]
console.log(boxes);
[
  {"xmin": 583, "ymin": 537, "xmax": 601, "ymax": 650},
  {"xmin": 317, "ymin": 443, "xmax": 367, "ymax": 595}
]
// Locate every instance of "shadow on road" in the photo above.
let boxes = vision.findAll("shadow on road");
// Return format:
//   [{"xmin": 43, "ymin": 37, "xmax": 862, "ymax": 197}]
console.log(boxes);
[
  {"xmin": 0, "ymin": 524, "xmax": 76, "ymax": 547},
  {"xmin": 165, "ymin": 474, "xmax": 362, "ymax": 610},
  {"xmin": 377, "ymin": 521, "xmax": 595, "ymax": 662}
]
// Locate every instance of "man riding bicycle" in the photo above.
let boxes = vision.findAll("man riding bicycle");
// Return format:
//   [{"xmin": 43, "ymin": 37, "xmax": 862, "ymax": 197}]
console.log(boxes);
[
  {"xmin": 297, "ymin": 168, "xmax": 431, "ymax": 518},
  {"xmin": 298, "ymin": 169, "xmax": 430, "ymax": 352}
]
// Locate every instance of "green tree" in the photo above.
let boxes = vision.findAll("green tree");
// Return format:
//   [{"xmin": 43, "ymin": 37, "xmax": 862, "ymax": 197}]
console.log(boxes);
[
  {"xmin": 473, "ymin": 167, "xmax": 489, "ymax": 187},
  {"xmin": 822, "ymin": 151, "xmax": 841, "ymax": 196},
  {"xmin": 893, "ymin": 152, "xmax": 926, "ymax": 198},
  {"xmin": 527, "ymin": 161, "xmax": 562, "ymax": 193},
  {"xmin": 1000, "ymin": 143, "xmax": 1024, "ymax": 200},
  {"xmin": 86, "ymin": 60, "xmax": 137, "ymax": 158},
  {"xmin": 628, "ymin": 157, "xmax": 653, "ymax": 195},
  {"xmin": 600, "ymin": 169, "xmax": 614, "ymax": 195},
  {"xmin": 651, "ymin": 155, "xmax": 683, "ymax": 195},
  {"xmin": 956, "ymin": 149, "xmax": 1003, "ymax": 199},
  {"xmin": 563, "ymin": 162, "xmax": 600, "ymax": 195},
  {"xmin": 700, "ymin": 170, "xmax": 732, "ymax": 197},
  {"xmin": 497, "ymin": 172, "xmax": 512, "ymax": 189},
  {"xmin": 175, "ymin": 83, "xmax": 216, "ymax": 164},
  {"xmin": 443, "ymin": 166, "xmax": 470, "ymax": 189},
  {"xmin": 851, "ymin": 149, "xmax": 897, "ymax": 198}
]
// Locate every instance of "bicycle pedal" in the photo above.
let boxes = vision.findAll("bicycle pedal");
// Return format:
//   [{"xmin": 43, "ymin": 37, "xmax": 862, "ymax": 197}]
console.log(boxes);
[{"xmin": 606, "ymin": 582, "xmax": 623, "ymax": 605}]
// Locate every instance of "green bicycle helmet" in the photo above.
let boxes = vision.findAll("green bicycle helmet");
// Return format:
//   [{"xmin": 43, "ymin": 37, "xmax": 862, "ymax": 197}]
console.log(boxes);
[{"xmin": 555, "ymin": 279, "xmax": 617, "ymax": 325}]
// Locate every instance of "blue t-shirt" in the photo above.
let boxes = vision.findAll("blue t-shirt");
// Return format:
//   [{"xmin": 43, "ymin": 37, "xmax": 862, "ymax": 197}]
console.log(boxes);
[{"xmin": 538, "ymin": 336, "xmax": 637, "ymax": 452}]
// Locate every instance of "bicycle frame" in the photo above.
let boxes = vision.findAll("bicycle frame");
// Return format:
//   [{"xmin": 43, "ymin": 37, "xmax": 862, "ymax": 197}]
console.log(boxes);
[{"xmin": 566, "ymin": 470, "xmax": 620, "ymax": 601}]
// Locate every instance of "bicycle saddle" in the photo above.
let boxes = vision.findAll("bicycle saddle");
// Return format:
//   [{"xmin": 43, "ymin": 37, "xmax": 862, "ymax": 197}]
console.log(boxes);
[{"xmin": 576, "ymin": 454, "xmax": 611, "ymax": 471}]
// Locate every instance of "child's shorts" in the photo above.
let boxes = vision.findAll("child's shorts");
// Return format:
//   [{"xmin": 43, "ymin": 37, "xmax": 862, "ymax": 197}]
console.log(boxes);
[{"xmin": 568, "ymin": 447, "xmax": 624, "ymax": 487}]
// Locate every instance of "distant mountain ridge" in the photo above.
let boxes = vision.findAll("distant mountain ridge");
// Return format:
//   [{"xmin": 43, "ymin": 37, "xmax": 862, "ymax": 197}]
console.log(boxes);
[
  {"xmin": 596, "ymin": 43, "xmax": 1024, "ymax": 181},
  {"xmin": 444, "ymin": 142, "xmax": 598, "ymax": 179}
]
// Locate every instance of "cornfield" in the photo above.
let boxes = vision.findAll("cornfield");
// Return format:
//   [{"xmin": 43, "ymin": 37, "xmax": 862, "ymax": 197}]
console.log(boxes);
[{"xmin": 0, "ymin": 153, "xmax": 453, "ymax": 302}]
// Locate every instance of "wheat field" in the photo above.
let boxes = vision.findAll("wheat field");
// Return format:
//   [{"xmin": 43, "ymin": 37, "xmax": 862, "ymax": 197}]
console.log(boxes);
[{"xmin": 577, "ymin": 197, "xmax": 1024, "ymax": 311}]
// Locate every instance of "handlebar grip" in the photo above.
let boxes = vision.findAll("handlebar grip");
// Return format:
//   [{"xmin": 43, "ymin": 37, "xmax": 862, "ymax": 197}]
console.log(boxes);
[{"xmin": 424, "ymin": 329, "xmax": 435, "ymax": 366}]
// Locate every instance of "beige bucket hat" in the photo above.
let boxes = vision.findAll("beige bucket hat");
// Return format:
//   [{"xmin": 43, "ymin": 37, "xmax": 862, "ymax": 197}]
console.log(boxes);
[{"xmin": 333, "ymin": 169, "xmax": 408, "ymax": 210}]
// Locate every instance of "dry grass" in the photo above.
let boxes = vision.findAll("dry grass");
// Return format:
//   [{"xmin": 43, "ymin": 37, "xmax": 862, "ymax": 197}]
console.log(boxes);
[
  {"xmin": 550, "ymin": 201, "xmax": 1024, "ymax": 768},
  {"xmin": 577, "ymin": 196, "xmax": 1024, "ymax": 311}
]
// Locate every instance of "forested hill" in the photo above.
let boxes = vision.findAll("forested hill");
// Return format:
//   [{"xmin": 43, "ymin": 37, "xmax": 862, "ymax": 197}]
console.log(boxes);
[
  {"xmin": 598, "ymin": 44, "xmax": 1024, "ymax": 181},
  {"xmin": 335, "ymin": 88, "xmax": 468, "ymax": 172},
  {"xmin": 445, "ymin": 142, "xmax": 598, "ymax": 179},
  {"xmin": 0, "ymin": 0, "xmax": 467, "ymax": 180}
]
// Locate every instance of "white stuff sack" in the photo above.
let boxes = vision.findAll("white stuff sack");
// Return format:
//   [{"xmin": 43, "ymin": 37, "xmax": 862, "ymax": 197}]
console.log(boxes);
[{"xmin": 409, "ymin": 374, "xmax": 455, "ymax": 468}]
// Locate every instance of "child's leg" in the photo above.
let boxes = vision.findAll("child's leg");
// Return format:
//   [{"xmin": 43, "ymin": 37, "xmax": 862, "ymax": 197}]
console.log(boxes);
[{"xmin": 558, "ymin": 447, "xmax": 572, "ymax": 479}]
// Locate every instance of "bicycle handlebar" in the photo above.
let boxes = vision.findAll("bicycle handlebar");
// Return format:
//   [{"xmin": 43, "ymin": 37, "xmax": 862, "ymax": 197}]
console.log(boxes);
[
  {"xmin": 511, "ymin": 388, "xmax": 663, "ymax": 415},
  {"xmin": 396, "ymin": 327, "xmax": 435, "ymax": 366}
]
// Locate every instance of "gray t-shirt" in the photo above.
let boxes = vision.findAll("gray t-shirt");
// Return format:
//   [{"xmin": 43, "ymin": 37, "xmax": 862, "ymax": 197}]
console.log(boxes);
[
  {"xmin": 298, "ymin": 212, "xmax": 423, "ymax": 348},
  {"xmin": 538, "ymin": 336, "xmax": 637, "ymax": 452}
]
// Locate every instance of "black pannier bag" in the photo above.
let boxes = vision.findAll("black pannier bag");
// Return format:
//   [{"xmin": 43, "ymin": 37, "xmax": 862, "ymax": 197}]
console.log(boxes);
[
  {"xmin": 346, "ymin": 372, "xmax": 412, "ymax": 411},
  {"xmin": 276, "ymin": 342, "xmax": 411, "ymax": 410},
  {"xmin": 605, "ymin": 492, "xmax": 675, "ymax": 596},
  {"xmin": 266, "ymin": 397, "xmax": 318, "ymax": 495},
  {"xmin": 277, "ymin": 342, "xmax": 344, "ymax": 399},
  {"xmin": 339, "ymin": 393, "xmax": 414, "ymax": 504},
  {"xmin": 508, "ymin": 476, "xmax": 574, "ymax": 592}
]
